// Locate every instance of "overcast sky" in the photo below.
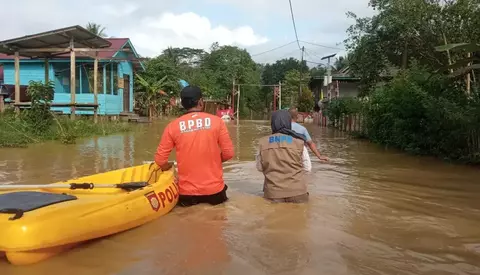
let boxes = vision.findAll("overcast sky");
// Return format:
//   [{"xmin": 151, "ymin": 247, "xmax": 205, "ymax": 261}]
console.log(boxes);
[{"xmin": 1, "ymin": 0, "xmax": 375, "ymax": 65}]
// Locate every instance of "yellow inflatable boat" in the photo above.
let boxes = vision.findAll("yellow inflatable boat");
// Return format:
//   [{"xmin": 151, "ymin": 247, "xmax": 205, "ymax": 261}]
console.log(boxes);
[{"xmin": 0, "ymin": 163, "xmax": 178, "ymax": 266}]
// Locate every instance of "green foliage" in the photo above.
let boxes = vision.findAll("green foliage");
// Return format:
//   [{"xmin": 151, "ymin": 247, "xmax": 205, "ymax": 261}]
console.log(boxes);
[
  {"xmin": 85, "ymin": 22, "xmax": 107, "ymax": 37},
  {"xmin": 297, "ymin": 89, "xmax": 315, "ymax": 112},
  {"xmin": 0, "ymin": 112, "xmax": 132, "ymax": 148},
  {"xmin": 324, "ymin": 97, "xmax": 363, "ymax": 122},
  {"xmin": 136, "ymin": 43, "xmax": 318, "ymax": 118},
  {"xmin": 361, "ymin": 66, "xmax": 480, "ymax": 163},
  {"xmin": 341, "ymin": 0, "xmax": 480, "ymax": 163},
  {"xmin": 282, "ymin": 69, "xmax": 311, "ymax": 108},
  {"xmin": 261, "ymin": 58, "xmax": 309, "ymax": 109},
  {"xmin": 345, "ymin": 0, "xmax": 480, "ymax": 94},
  {"xmin": 435, "ymin": 42, "xmax": 480, "ymax": 78},
  {"xmin": 0, "ymin": 79, "xmax": 131, "ymax": 148},
  {"xmin": 136, "ymin": 43, "xmax": 268, "ymax": 118},
  {"xmin": 22, "ymin": 80, "xmax": 55, "ymax": 135},
  {"xmin": 135, "ymin": 73, "xmax": 170, "ymax": 118}
]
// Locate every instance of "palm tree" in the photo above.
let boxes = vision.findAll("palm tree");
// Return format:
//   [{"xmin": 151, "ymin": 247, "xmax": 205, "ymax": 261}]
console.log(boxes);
[{"xmin": 85, "ymin": 22, "xmax": 107, "ymax": 37}]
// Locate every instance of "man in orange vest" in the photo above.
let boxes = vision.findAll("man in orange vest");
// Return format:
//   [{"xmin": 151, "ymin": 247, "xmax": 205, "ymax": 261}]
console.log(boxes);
[{"xmin": 154, "ymin": 86, "xmax": 235, "ymax": 207}]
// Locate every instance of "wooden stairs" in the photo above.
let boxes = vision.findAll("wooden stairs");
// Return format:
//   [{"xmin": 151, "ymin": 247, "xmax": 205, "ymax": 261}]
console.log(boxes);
[{"xmin": 119, "ymin": 112, "xmax": 150, "ymax": 123}]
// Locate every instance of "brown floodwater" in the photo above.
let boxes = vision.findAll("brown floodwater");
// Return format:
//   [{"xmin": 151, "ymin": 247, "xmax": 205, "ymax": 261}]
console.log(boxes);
[{"xmin": 1, "ymin": 120, "xmax": 480, "ymax": 275}]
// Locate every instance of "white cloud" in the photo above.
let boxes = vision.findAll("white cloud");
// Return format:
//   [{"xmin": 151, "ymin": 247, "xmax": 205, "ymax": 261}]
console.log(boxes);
[
  {"xmin": 100, "ymin": 3, "xmax": 139, "ymax": 17},
  {"xmin": 0, "ymin": 0, "xmax": 374, "ymax": 62},
  {"xmin": 120, "ymin": 12, "xmax": 269, "ymax": 57}
]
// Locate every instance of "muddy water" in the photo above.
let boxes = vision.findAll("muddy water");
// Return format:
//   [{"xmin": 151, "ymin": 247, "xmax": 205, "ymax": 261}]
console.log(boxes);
[{"xmin": 1, "ymin": 120, "xmax": 480, "ymax": 275}]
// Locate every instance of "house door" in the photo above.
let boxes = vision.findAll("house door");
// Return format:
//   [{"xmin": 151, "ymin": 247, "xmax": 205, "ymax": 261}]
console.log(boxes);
[{"xmin": 123, "ymin": 74, "xmax": 130, "ymax": 112}]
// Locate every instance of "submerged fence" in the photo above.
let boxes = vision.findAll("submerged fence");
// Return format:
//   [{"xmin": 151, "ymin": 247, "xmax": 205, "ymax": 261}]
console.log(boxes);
[
  {"xmin": 314, "ymin": 110, "xmax": 480, "ymax": 163},
  {"xmin": 314, "ymin": 112, "xmax": 365, "ymax": 134}
]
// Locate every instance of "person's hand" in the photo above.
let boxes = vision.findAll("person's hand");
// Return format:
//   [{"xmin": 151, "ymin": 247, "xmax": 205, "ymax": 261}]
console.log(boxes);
[
  {"xmin": 160, "ymin": 162, "xmax": 174, "ymax": 171},
  {"xmin": 318, "ymin": 156, "xmax": 329, "ymax": 162}
]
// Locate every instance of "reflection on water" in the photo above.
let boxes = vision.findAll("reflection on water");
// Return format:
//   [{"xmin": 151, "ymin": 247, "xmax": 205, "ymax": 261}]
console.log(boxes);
[{"xmin": 1, "ymin": 120, "xmax": 480, "ymax": 274}]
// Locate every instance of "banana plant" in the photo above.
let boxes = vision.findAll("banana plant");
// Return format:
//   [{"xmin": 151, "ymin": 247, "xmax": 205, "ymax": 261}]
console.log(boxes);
[
  {"xmin": 435, "ymin": 43, "xmax": 480, "ymax": 78},
  {"xmin": 135, "ymin": 74, "xmax": 168, "ymax": 119}
]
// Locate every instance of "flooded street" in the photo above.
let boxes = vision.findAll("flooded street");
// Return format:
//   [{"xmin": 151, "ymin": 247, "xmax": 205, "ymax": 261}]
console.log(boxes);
[{"xmin": 1, "ymin": 120, "xmax": 480, "ymax": 275}]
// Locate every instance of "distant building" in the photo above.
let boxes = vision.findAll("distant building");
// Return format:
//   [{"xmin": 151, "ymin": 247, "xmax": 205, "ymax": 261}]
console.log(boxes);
[{"xmin": 309, "ymin": 66, "xmax": 361, "ymax": 109}]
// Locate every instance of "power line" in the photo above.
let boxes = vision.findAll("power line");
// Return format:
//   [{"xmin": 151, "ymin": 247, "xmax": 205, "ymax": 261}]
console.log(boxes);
[
  {"xmin": 288, "ymin": 0, "xmax": 301, "ymax": 49},
  {"xmin": 304, "ymin": 48, "xmax": 332, "ymax": 67},
  {"xmin": 299, "ymin": 40, "xmax": 344, "ymax": 51},
  {"xmin": 256, "ymin": 48, "xmax": 302, "ymax": 64},
  {"xmin": 250, "ymin": 40, "xmax": 297, "ymax": 57},
  {"xmin": 305, "ymin": 60, "xmax": 326, "ymax": 66},
  {"xmin": 303, "ymin": 48, "xmax": 324, "ymax": 61}
]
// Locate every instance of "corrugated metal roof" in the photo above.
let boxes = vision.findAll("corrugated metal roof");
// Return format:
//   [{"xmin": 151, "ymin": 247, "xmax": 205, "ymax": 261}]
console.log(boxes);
[
  {"xmin": 0, "ymin": 38, "xmax": 129, "ymax": 60},
  {"xmin": 0, "ymin": 25, "xmax": 112, "ymax": 57}
]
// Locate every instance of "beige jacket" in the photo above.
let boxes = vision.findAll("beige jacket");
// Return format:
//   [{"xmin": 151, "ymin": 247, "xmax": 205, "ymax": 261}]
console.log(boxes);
[{"xmin": 255, "ymin": 133, "xmax": 311, "ymax": 199}]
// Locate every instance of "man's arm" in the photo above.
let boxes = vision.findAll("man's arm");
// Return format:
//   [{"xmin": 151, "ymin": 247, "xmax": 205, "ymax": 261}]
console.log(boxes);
[
  {"xmin": 306, "ymin": 141, "xmax": 326, "ymax": 160},
  {"xmin": 303, "ymin": 128, "xmax": 329, "ymax": 162},
  {"xmin": 301, "ymin": 146, "xmax": 312, "ymax": 172},
  {"xmin": 218, "ymin": 120, "xmax": 234, "ymax": 162},
  {"xmin": 154, "ymin": 125, "xmax": 175, "ymax": 171}
]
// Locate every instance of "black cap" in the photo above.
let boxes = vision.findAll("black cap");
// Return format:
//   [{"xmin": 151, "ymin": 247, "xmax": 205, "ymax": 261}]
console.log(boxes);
[
  {"xmin": 180, "ymin": 86, "xmax": 203, "ymax": 109},
  {"xmin": 180, "ymin": 86, "xmax": 202, "ymax": 101}
]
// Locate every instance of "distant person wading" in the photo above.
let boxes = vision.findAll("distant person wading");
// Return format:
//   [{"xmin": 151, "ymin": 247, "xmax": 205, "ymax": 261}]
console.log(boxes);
[{"xmin": 289, "ymin": 107, "xmax": 329, "ymax": 162}]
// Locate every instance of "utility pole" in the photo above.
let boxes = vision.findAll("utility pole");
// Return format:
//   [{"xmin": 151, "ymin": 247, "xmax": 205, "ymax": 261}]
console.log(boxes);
[
  {"xmin": 232, "ymin": 78, "xmax": 235, "ymax": 112},
  {"xmin": 321, "ymin": 53, "xmax": 337, "ymax": 102},
  {"xmin": 299, "ymin": 46, "xmax": 305, "ymax": 101},
  {"xmin": 236, "ymin": 85, "xmax": 240, "ymax": 122},
  {"xmin": 278, "ymin": 81, "xmax": 282, "ymax": 110}
]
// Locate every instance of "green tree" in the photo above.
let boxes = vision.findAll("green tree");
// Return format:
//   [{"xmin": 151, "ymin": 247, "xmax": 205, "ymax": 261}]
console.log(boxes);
[
  {"xmin": 261, "ymin": 58, "xmax": 309, "ymax": 109},
  {"xmin": 344, "ymin": 0, "xmax": 480, "ymax": 94},
  {"xmin": 135, "ymin": 74, "xmax": 169, "ymax": 119},
  {"xmin": 85, "ymin": 22, "xmax": 107, "ymax": 37},
  {"xmin": 282, "ymin": 69, "xmax": 311, "ymax": 108},
  {"xmin": 298, "ymin": 89, "xmax": 314, "ymax": 112}
]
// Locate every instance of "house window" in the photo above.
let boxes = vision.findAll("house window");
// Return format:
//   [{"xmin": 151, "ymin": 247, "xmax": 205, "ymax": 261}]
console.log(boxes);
[
  {"xmin": 86, "ymin": 64, "xmax": 103, "ymax": 94},
  {"xmin": 104, "ymin": 63, "xmax": 119, "ymax": 95}
]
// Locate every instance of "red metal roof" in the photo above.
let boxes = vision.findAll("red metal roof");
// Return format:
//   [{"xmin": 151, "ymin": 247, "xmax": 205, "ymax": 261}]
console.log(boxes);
[{"xmin": 0, "ymin": 38, "xmax": 131, "ymax": 60}]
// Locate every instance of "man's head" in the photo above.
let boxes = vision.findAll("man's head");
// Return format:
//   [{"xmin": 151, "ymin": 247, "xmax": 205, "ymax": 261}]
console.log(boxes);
[
  {"xmin": 180, "ymin": 85, "xmax": 204, "ymax": 111},
  {"xmin": 288, "ymin": 107, "xmax": 298, "ymax": 122}
]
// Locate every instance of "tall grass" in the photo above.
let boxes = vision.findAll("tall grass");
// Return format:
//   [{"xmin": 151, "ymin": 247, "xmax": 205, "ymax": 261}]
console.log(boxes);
[{"xmin": 0, "ymin": 109, "xmax": 132, "ymax": 148}]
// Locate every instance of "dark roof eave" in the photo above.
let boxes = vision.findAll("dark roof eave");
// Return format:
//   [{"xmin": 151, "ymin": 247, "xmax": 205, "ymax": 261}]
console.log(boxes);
[{"xmin": 310, "ymin": 76, "xmax": 361, "ymax": 81}]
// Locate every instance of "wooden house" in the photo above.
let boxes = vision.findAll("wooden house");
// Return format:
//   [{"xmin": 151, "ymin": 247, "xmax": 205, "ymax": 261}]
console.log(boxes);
[{"xmin": 0, "ymin": 25, "xmax": 144, "ymax": 119}]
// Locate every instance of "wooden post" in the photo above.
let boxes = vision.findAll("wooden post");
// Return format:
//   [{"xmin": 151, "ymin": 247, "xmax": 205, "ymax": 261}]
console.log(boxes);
[
  {"xmin": 93, "ymin": 53, "xmax": 99, "ymax": 123},
  {"xmin": 236, "ymin": 85, "xmax": 240, "ymax": 122},
  {"xmin": 14, "ymin": 52, "xmax": 20, "ymax": 114},
  {"xmin": 70, "ymin": 38, "xmax": 76, "ymax": 120},
  {"xmin": 466, "ymin": 52, "xmax": 471, "ymax": 96},
  {"xmin": 0, "ymin": 94, "xmax": 4, "ymax": 113}
]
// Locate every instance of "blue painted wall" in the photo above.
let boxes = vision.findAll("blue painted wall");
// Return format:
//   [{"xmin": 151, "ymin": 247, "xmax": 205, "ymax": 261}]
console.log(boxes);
[
  {"xmin": 0, "ymin": 58, "xmax": 135, "ymax": 115},
  {"xmin": 115, "ymin": 51, "xmax": 134, "ymax": 113}
]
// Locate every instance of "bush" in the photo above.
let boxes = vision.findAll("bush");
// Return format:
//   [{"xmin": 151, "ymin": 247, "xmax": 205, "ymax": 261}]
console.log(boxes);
[
  {"xmin": 297, "ymin": 88, "xmax": 315, "ymax": 112},
  {"xmin": 0, "ymin": 80, "xmax": 132, "ymax": 148},
  {"xmin": 22, "ymin": 80, "xmax": 55, "ymax": 134},
  {"xmin": 362, "ymin": 66, "xmax": 480, "ymax": 163},
  {"xmin": 324, "ymin": 97, "xmax": 363, "ymax": 122}
]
